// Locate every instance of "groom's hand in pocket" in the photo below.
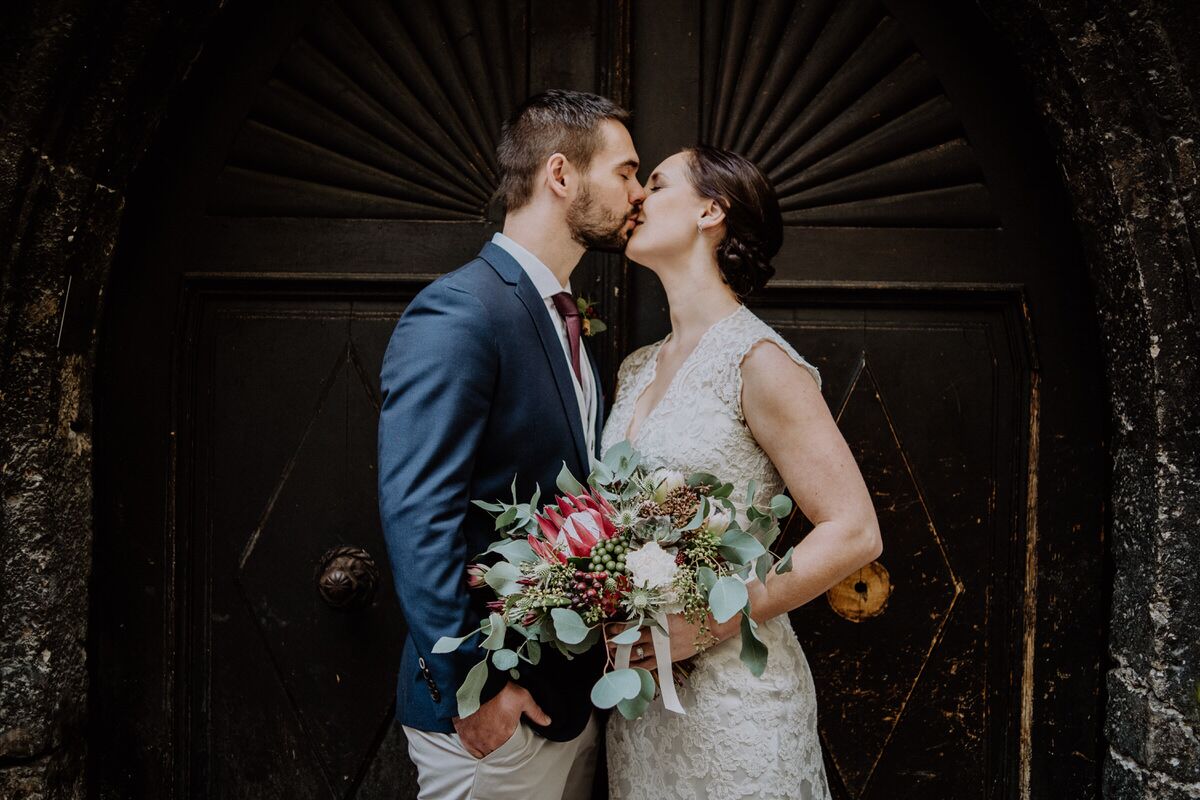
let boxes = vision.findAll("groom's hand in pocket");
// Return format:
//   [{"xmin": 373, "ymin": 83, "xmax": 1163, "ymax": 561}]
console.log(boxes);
[{"xmin": 452, "ymin": 681, "xmax": 550, "ymax": 759}]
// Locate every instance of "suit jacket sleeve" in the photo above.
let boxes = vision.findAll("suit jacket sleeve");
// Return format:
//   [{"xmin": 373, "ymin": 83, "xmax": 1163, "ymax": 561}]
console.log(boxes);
[{"xmin": 377, "ymin": 280, "xmax": 506, "ymax": 720}]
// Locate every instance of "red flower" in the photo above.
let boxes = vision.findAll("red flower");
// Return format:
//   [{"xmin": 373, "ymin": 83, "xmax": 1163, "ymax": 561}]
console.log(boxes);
[
  {"xmin": 533, "ymin": 490, "xmax": 619, "ymax": 558},
  {"xmin": 528, "ymin": 534, "xmax": 567, "ymax": 564}
]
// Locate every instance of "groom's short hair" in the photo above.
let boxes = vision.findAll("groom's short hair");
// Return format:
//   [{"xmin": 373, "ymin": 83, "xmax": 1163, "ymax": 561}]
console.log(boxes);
[{"xmin": 496, "ymin": 90, "xmax": 631, "ymax": 213}]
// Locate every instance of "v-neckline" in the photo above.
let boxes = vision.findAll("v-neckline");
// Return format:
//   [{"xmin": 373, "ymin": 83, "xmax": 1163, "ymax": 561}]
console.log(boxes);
[{"xmin": 624, "ymin": 305, "xmax": 745, "ymax": 444}]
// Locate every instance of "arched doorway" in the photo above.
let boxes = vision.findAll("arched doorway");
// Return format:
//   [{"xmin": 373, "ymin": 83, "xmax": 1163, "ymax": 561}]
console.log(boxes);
[{"xmin": 90, "ymin": 1, "xmax": 1107, "ymax": 797}]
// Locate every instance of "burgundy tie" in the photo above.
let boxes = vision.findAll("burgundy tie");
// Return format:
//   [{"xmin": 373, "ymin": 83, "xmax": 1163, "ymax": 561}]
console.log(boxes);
[{"xmin": 550, "ymin": 292, "xmax": 583, "ymax": 384}]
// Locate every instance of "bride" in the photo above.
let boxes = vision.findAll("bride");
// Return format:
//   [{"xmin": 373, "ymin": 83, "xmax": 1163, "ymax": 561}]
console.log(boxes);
[{"xmin": 601, "ymin": 145, "xmax": 883, "ymax": 800}]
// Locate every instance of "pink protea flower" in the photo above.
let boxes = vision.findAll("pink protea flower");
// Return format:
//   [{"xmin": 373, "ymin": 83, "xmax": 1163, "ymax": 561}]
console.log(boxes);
[
  {"xmin": 534, "ymin": 490, "xmax": 618, "ymax": 558},
  {"xmin": 528, "ymin": 534, "xmax": 567, "ymax": 564}
]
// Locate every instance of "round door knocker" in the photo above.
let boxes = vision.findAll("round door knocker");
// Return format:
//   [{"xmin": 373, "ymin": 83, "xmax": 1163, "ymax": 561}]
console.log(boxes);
[
  {"xmin": 315, "ymin": 546, "xmax": 379, "ymax": 610},
  {"xmin": 826, "ymin": 561, "xmax": 892, "ymax": 622}
]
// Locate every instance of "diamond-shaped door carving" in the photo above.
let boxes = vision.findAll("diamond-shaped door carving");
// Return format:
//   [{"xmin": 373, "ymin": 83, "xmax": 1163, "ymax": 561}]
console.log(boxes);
[
  {"xmin": 789, "ymin": 354, "xmax": 962, "ymax": 798},
  {"xmin": 238, "ymin": 341, "xmax": 403, "ymax": 796}
]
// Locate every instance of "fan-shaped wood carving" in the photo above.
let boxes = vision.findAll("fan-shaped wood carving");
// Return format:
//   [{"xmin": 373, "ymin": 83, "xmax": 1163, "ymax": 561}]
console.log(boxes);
[
  {"xmin": 700, "ymin": 0, "xmax": 998, "ymax": 227},
  {"xmin": 210, "ymin": 0, "xmax": 529, "ymax": 219}
]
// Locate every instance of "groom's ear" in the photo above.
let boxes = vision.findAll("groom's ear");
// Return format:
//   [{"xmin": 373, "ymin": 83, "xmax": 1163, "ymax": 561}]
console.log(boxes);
[{"xmin": 544, "ymin": 153, "xmax": 573, "ymax": 200}]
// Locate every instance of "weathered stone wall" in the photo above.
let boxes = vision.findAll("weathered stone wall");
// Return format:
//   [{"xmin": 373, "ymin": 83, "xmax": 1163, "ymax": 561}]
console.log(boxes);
[
  {"xmin": 0, "ymin": 3, "xmax": 216, "ymax": 797},
  {"xmin": 978, "ymin": 1, "xmax": 1200, "ymax": 797},
  {"xmin": 0, "ymin": 1, "xmax": 1196, "ymax": 798}
]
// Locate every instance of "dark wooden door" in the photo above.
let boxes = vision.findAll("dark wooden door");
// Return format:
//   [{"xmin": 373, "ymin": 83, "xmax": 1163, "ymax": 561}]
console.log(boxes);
[
  {"xmin": 628, "ymin": 2, "xmax": 1105, "ymax": 799},
  {"xmin": 92, "ymin": 1, "xmax": 625, "ymax": 797},
  {"xmin": 91, "ymin": 1, "xmax": 1106, "ymax": 799}
]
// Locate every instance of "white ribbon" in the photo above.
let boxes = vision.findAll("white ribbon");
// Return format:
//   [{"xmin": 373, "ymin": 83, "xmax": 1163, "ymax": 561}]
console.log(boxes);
[
  {"xmin": 650, "ymin": 611, "xmax": 686, "ymax": 714},
  {"xmin": 615, "ymin": 642, "xmax": 631, "ymax": 671},
  {"xmin": 613, "ymin": 615, "xmax": 686, "ymax": 714}
]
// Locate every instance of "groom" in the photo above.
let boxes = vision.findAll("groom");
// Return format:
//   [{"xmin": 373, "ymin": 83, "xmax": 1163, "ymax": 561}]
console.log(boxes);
[{"xmin": 377, "ymin": 90, "xmax": 645, "ymax": 799}]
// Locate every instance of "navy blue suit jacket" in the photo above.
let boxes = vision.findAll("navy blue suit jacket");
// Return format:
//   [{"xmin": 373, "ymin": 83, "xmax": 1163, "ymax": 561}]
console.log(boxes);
[{"xmin": 377, "ymin": 242, "xmax": 606, "ymax": 741}]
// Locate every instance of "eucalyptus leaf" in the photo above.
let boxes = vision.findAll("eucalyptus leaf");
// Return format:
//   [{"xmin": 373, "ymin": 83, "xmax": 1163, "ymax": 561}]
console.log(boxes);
[
  {"xmin": 758, "ymin": 520, "xmax": 781, "ymax": 550},
  {"xmin": 481, "ymin": 613, "xmax": 506, "ymax": 650},
  {"xmin": 755, "ymin": 554, "xmax": 770, "ymax": 584},
  {"xmin": 563, "ymin": 626, "xmax": 601, "ymax": 653},
  {"xmin": 456, "ymin": 658, "xmax": 489, "ymax": 717},
  {"xmin": 432, "ymin": 629, "xmax": 477, "ymax": 654},
  {"xmin": 602, "ymin": 439, "xmax": 639, "ymax": 481},
  {"xmin": 472, "ymin": 499, "xmax": 505, "ymax": 513},
  {"xmin": 550, "ymin": 607, "xmax": 591, "ymax": 645},
  {"xmin": 769, "ymin": 494, "xmax": 794, "ymax": 519},
  {"xmin": 492, "ymin": 648, "xmax": 519, "ymax": 671},
  {"xmin": 774, "ymin": 545, "xmax": 795, "ymax": 574},
  {"xmin": 738, "ymin": 613, "xmax": 768, "ymax": 678},
  {"xmin": 682, "ymin": 496, "xmax": 709, "ymax": 531},
  {"xmin": 587, "ymin": 319, "xmax": 608, "ymax": 335},
  {"xmin": 494, "ymin": 505, "xmax": 519, "ymax": 530},
  {"xmin": 611, "ymin": 624, "xmax": 643, "ymax": 646},
  {"xmin": 589, "ymin": 460, "xmax": 615, "ymax": 485},
  {"xmin": 556, "ymin": 463, "xmax": 587, "ymax": 495},
  {"xmin": 525, "ymin": 639, "xmax": 542, "ymax": 665},
  {"xmin": 686, "ymin": 472, "xmax": 720, "ymax": 488},
  {"xmin": 708, "ymin": 576, "xmax": 749, "ymax": 624},
  {"xmin": 718, "ymin": 529, "xmax": 767, "ymax": 565},
  {"xmin": 616, "ymin": 693, "xmax": 650, "ymax": 720},
  {"xmin": 483, "ymin": 561, "xmax": 522, "ymax": 596},
  {"xmin": 711, "ymin": 482, "xmax": 734, "ymax": 499},
  {"xmin": 634, "ymin": 666, "xmax": 657, "ymax": 700},
  {"xmin": 486, "ymin": 537, "xmax": 536, "ymax": 566},
  {"xmin": 696, "ymin": 566, "xmax": 718, "ymax": 593},
  {"xmin": 590, "ymin": 668, "xmax": 642, "ymax": 709}
]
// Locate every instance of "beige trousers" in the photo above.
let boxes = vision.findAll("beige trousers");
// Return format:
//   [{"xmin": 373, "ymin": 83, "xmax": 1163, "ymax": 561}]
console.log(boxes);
[{"xmin": 403, "ymin": 713, "xmax": 598, "ymax": 800}]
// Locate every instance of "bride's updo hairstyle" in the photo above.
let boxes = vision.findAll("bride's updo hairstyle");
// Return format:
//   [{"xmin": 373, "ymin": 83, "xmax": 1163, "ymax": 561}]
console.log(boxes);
[{"xmin": 683, "ymin": 145, "xmax": 782, "ymax": 299}]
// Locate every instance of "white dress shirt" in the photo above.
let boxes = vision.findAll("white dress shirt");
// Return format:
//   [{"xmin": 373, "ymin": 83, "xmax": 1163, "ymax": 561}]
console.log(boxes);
[{"xmin": 491, "ymin": 233, "xmax": 597, "ymax": 462}]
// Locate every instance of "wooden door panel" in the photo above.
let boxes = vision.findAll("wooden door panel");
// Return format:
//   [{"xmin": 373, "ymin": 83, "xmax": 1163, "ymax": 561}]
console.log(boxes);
[
  {"xmin": 763, "ymin": 294, "xmax": 1027, "ymax": 797},
  {"xmin": 191, "ymin": 294, "xmax": 413, "ymax": 797}
]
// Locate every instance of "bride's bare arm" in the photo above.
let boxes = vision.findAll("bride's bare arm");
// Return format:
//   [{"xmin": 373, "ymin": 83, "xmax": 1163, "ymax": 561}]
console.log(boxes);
[{"xmin": 738, "ymin": 339, "xmax": 882, "ymax": 622}]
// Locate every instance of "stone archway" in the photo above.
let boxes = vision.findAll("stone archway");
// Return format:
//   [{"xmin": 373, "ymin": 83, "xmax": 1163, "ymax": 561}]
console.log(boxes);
[{"xmin": 0, "ymin": 1, "xmax": 1195, "ymax": 798}]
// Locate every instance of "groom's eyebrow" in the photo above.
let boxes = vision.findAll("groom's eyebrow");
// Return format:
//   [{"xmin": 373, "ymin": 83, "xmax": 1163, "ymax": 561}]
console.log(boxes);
[{"xmin": 618, "ymin": 158, "xmax": 639, "ymax": 171}]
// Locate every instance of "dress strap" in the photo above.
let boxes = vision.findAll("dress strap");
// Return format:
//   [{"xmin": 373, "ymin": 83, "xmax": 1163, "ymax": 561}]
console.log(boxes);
[{"xmin": 712, "ymin": 313, "xmax": 822, "ymax": 423}]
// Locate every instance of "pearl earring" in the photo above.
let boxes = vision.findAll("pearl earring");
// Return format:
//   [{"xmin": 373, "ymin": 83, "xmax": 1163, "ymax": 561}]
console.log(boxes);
[{"xmin": 697, "ymin": 221, "xmax": 704, "ymax": 232}]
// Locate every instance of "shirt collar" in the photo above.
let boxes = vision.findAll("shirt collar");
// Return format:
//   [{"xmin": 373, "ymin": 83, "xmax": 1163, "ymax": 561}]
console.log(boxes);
[{"xmin": 491, "ymin": 232, "xmax": 571, "ymax": 300}]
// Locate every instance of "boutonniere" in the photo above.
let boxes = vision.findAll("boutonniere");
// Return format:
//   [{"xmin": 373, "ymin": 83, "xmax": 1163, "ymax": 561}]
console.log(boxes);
[{"xmin": 576, "ymin": 296, "xmax": 607, "ymax": 337}]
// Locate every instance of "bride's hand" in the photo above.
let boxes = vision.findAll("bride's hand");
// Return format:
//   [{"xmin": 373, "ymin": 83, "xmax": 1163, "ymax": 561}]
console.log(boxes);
[{"xmin": 610, "ymin": 613, "xmax": 739, "ymax": 673}]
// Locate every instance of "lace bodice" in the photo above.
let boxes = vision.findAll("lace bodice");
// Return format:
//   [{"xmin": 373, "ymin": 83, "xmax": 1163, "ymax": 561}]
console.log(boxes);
[
  {"xmin": 601, "ymin": 304, "xmax": 821, "ymax": 506},
  {"xmin": 601, "ymin": 305, "xmax": 831, "ymax": 800}
]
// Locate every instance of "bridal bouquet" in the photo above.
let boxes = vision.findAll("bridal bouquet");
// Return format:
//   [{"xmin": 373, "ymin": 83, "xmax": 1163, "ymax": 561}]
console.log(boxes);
[{"xmin": 434, "ymin": 441, "xmax": 797, "ymax": 720}]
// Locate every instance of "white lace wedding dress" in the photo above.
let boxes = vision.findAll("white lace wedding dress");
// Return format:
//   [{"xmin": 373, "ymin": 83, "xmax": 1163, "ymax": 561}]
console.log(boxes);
[{"xmin": 601, "ymin": 304, "xmax": 832, "ymax": 800}]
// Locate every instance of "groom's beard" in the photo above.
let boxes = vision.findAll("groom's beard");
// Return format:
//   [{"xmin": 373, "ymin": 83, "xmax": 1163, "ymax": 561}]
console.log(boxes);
[{"xmin": 567, "ymin": 184, "xmax": 631, "ymax": 253}]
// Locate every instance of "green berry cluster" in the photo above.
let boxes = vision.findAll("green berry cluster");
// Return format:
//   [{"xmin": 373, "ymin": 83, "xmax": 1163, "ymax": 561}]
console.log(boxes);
[
  {"xmin": 513, "ymin": 587, "xmax": 571, "ymax": 615},
  {"xmin": 681, "ymin": 527, "xmax": 721, "ymax": 566},
  {"xmin": 588, "ymin": 537, "xmax": 629, "ymax": 575}
]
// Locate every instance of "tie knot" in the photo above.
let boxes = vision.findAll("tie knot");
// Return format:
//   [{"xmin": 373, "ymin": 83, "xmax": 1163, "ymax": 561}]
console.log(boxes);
[{"xmin": 551, "ymin": 292, "xmax": 580, "ymax": 318}]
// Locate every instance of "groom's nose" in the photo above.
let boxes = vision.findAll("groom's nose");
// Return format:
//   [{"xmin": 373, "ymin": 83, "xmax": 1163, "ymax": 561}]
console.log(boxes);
[{"xmin": 629, "ymin": 181, "xmax": 647, "ymax": 204}]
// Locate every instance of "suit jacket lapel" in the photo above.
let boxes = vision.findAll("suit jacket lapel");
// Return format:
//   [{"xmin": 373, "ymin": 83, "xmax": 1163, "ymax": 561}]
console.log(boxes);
[
  {"xmin": 515, "ymin": 281, "xmax": 591, "ymax": 476},
  {"xmin": 480, "ymin": 243, "xmax": 590, "ymax": 477}
]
